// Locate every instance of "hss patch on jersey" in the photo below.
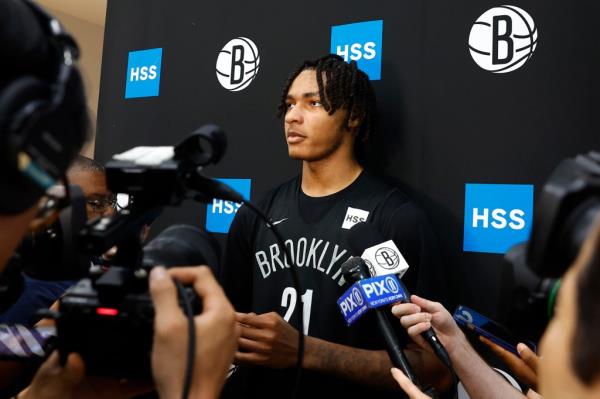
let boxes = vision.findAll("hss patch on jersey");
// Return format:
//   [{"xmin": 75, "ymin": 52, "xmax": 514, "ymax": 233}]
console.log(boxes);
[{"xmin": 342, "ymin": 207, "xmax": 369, "ymax": 229}]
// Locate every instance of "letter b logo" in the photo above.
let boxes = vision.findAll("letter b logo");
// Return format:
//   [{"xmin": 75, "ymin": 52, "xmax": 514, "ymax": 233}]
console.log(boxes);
[
  {"xmin": 216, "ymin": 37, "xmax": 260, "ymax": 92},
  {"xmin": 468, "ymin": 6, "xmax": 538, "ymax": 73}
]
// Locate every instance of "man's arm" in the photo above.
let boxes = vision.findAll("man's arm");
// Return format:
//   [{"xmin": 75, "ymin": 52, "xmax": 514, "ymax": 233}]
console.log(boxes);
[{"xmin": 235, "ymin": 311, "xmax": 451, "ymax": 392}]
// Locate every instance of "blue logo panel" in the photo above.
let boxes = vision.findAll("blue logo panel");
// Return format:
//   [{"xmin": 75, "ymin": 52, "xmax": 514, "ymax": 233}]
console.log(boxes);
[
  {"xmin": 205, "ymin": 178, "xmax": 251, "ymax": 234},
  {"xmin": 330, "ymin": 20, "xmax": 383, "ymax": 80},
  {"xmin": 358, "ymin": 275, "xmax": 406, "ymax": 307},
  {"xmin": 463, "ymin": 183, "xmax": 534, "ymax": 254},
  {"xmin": 337, "ymin": 285, "xmax": 368, "ymax": 326},
  {"xmin": 125, "ymin": 48, "xmax": 162, "ymax": 99},
  {"xmin": 337, "ymin": 275, "xmax": 406, "ymax": 325}
]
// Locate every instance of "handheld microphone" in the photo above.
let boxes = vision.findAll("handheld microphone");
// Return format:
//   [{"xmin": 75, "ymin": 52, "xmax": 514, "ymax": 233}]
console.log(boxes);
[
  {"xmin": 348, "ymin": 222, "xmax": 453, "ymax": 371},
  {"xmin": 340, "ymin": 257, "xmax": 418, "ymax": 383}
]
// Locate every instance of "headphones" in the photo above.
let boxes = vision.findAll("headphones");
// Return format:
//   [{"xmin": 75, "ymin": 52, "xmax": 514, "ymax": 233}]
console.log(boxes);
[{"xmin": 0, "ymin": 0, "xmax": 88, "ymax": 214}]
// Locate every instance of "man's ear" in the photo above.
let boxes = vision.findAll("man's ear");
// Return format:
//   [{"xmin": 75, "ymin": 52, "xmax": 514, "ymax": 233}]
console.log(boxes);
[
  {"xmin": 348, "ymin": 118, "xmax": 360, "ymax": 128},
  {"xmin": 347, "ymin": 109, "xmax": 363, "ymax": 129}
]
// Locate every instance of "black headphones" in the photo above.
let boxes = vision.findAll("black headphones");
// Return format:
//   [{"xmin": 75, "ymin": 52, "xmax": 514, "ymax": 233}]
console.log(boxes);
[{"xmin": 0, "ymin": 0, "xmax": 88, "ymax": 214}]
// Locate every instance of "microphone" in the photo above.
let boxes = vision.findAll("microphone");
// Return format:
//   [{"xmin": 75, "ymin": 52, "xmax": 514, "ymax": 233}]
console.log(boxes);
[
  {"xmin": 340, "ymin": 257, "xmax": 418, "ymax": 383},
  {"xmin": 348, "ymin": 222, "xmax": 453, "ymax": 371}
]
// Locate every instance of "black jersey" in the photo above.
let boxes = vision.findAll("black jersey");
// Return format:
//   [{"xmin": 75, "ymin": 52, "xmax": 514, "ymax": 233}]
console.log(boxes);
[{"xmin": 220, "ymin": 171, "xmax": 444, "ymax": 399}]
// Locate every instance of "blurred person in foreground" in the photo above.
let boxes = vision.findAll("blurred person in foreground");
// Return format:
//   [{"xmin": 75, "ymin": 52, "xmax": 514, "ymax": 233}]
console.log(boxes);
[{"xmin": 0, "ymin": 1, "xmax": 239, "ymax": 397}]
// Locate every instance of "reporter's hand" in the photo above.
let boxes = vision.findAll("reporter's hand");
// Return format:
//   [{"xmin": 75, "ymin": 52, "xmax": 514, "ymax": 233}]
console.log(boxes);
[
  {"xmin": 21, "ymin": 351, "xmax": 84, "ymax": 399},
  {"xmin": 149, "ymin": 266, "xmax": 239, "ymax": 399},
  {"xmin": 390, "ymin": 367, "xmax": 432, "ymax": 399},
  {"xmin": 391, "ymin": 295, "xmax": 465, "ymax": 355},
  {"xmin": 234, "ymin": 311, "xmax": 299, "ymax": 368},
  {"xmin": 480, "ymin": 336, "xmax": 539, "ymax": 389}
]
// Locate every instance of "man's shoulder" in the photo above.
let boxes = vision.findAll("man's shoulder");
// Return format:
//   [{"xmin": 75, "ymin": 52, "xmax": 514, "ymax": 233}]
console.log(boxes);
[
  {"xmin": 233, "ymin": 175, "xmax": 299, "ymax": 226},
  {"xmin": 359, "ymin": 171, "xmax": 413, "ymax": 208},
  {"xmin": 259, "ymin": 175, "xmax": 299, "ymax": 207}
]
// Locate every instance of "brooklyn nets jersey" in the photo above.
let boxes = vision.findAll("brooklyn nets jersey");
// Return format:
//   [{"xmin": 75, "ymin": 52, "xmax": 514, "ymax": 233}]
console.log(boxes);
[{"xmin": 220, "ymin": 171, "xmax": 445, "ymax": 399}]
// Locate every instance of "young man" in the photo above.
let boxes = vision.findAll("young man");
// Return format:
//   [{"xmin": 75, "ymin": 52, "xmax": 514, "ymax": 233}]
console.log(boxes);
[
  {"xmin": 221, "ymin": 54, "xmax": 450, "ymax": 398},
  {"xmin": 390, "ymin": 217, "xmax": 600, "ymax": 399}
]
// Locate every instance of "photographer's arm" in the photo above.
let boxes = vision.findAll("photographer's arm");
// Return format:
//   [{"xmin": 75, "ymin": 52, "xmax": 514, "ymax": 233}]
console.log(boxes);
[
  {"xmin": 150, "ymin": 266, "xmax": 239, "ymax": 399},
  {"xmin": 392, "ymin": 295, "xmax": 526, "ymax": 399}
]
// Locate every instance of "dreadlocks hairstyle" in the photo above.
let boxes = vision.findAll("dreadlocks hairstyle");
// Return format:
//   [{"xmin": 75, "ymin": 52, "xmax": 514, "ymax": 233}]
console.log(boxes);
[{"xmin": 277, "ymin": 54, "xmax": 377, "ymax": 152}]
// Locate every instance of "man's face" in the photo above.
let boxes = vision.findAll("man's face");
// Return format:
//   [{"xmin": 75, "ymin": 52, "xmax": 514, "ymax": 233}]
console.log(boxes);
[
  {"xmin": 538, "ymin": 238, "xmax": 598, "ymax": 398},
  {"xmin": 67, "ymin": 170, "xmax": 114, "ymax": 220},
  {"xmin": 284, "ymin": 69, "xmax": 353, "ymax": 162}
]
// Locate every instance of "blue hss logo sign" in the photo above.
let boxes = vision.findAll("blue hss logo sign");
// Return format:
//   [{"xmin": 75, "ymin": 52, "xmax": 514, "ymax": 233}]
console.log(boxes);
[
  {"xmin": 205, "ymin": 178, "xmax": 251, "ymax": 234},
  {"xmin": 359, "ymin": 275, "xmax": 405, "ymax": 307},
  {"xmin": 463, "ymin": 183, "xmax": 534, "ymax": 254},
  {"xmin": 125, "ymin": 48, "xmax": 162, "ymax": 99},
  {"xmin": 330, "ymin": 20, "xmax": 383, "ymax": 80},
  {"xmin": 337, "ymin": 275, "xmax": 406, "ymax": 325}
]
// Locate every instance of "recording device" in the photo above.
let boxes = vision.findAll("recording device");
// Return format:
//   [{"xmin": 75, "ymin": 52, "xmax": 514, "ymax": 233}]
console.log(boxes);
[
  {"xmin": 337, "ymin": 271, "xmax": 407, "ymax": 325},
  {"xmin": 453, "ymin": 305, "xmax": 536, "ymax": 357},
  {"xmin": 501, "ymin": 151, "xmax": 600, "ymax": 340},
  {"xmin": 347, "ymin": 222, "xmax": 452, "ymax": 371},
  {"xmin": 16, "ymin": 184, "xmax": 90, "ymax": 282},
  {"xmin": 53, "ymin": 125, "xmax": 234, "ymax": 379},
  {"xmin": 340, "ymin": 257, "xmax": 418, "ymax": 383}
]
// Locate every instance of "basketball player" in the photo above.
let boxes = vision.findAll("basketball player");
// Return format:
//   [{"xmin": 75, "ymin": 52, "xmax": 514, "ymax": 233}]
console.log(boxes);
[{"xmin": 220, "ymin": 54, "xmax": 451, "ymax": 398}]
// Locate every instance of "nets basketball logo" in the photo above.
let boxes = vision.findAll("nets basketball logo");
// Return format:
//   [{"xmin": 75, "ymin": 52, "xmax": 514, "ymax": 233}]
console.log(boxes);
[
  {"xmin": 375, "ymin": 247, "xmax": 399, "ymax": 270},
  {"xmin": 216, "ymin": 37, "xmax": 260, "ymax": 91},
  {"xmin": 469, "ymin": 6, "xmax": 538, "ymax": 73}
]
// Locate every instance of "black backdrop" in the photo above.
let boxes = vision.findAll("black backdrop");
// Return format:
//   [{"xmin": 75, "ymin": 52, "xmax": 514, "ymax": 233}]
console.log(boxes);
[{"xmin": 96, "ymin": 0, "xmax": 600, "ymax": 319}]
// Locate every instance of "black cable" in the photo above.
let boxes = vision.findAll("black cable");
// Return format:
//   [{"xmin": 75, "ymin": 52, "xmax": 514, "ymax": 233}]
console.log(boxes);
[
  {"xmin": 175, "ymin": 281, "xmax": 195, "ymax": 399},
  {"xmin": 241, "ymin": 200, "xmax": 304, "ymax": 399}
]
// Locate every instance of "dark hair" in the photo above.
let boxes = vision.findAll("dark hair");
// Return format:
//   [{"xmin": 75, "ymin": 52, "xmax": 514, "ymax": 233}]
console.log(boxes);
[
  {"xmin": 277, "ymin": 54, "xmax": 377, "ymax": 159},
  {"xmin": 68, "ymin": 155, "xmax": 104, "ymax": 174},
  {"xmin": 572, "ymin": 219, "xmax": 600, "ymax": 385}
]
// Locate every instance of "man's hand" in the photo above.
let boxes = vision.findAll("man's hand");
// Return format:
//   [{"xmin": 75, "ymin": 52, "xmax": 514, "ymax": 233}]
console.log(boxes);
[
  {"xmin": 391, "ymin": 295, "xmax": 465, "ymax": 355},
  {"xmin": 479, "ymin": 336, "xmax": 539, "ymax": 389},
  {"xmin": 390, "ymin": 367, "xmax": 432, "ymax": 399},
  {"xmin": 149, "ymin": 266, "xmax": 239, "ymax": 399},
  {"xmin": 235, "ymin": 312, "xmax": 299, "ymax": 368},
  {"xmin": 21, "ymin": 351, "xmax": 84, "ymax": 399}
]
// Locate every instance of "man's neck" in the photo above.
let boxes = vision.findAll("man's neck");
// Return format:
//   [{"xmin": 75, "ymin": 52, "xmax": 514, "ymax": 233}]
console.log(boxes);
[{"xmin": 301, "ymin": 151, "xmax": 363, "ymax": 197}]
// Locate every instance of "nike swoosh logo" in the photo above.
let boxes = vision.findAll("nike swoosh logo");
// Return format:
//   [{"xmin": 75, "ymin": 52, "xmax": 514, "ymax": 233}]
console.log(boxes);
[{"xmin": 270, "ymin": 218, "xmax": 288, "ymax": 226}]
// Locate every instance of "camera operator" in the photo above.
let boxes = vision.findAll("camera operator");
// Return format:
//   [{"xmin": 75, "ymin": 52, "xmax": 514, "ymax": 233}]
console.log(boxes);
[
  {"xmin": 389, "ymin": 218, "xmax": 600, "ymax": 399},
  {"xmin": 0, "ymin": 156, "xmax": 115, "ymax": 326},
  {"xmin": 0, "ymin": 1, "xmax": 240, "ymax": 397}
]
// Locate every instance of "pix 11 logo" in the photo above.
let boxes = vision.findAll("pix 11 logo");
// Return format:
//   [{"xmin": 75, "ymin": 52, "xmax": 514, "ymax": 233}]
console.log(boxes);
[
  {"xmin": 125, "ymin": 48, "xmax": 162, "ymax": 99},
  {"xmin": 330, "ymin": 20, "xmax": 383, "ymax": 80},
  {"xmin": 463, "ymin": 183, "xmax": 533, "ymax": 254},
  {"xmin": 205, "ymin": 178, "xmax": 251, "ymax": 234}
]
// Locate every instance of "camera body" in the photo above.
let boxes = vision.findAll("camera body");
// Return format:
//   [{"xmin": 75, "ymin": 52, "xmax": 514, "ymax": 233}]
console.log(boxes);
[
  {"xmin": 501, "ymin": 151, "xmax": 600, "ymax": 340},
  {"xmin": 57, "ymin": 274, "xmax": 155, "ymax": 379},
  {"xmin": 56, "ymin": 267, "xmax": 201, "ymax": 379},
  {"xmin": 53, "ymin": 126, "xmax": 228, "ymax": 379}
]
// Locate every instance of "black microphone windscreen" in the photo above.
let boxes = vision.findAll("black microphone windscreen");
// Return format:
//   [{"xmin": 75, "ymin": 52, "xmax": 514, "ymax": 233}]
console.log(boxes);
[
  {"xmin": 347, "ymin": 222, "xmax": 386, "ymax": 255},
  {"xmin": 143, "ymin": 224, "xmax": 220, "ymax": 272}
]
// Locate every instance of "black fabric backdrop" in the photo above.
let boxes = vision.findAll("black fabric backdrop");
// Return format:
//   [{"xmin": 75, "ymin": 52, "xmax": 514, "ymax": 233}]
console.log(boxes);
[{"xmin": 96, "ymin": 0, "xmax": 600, "ymax": 320}]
